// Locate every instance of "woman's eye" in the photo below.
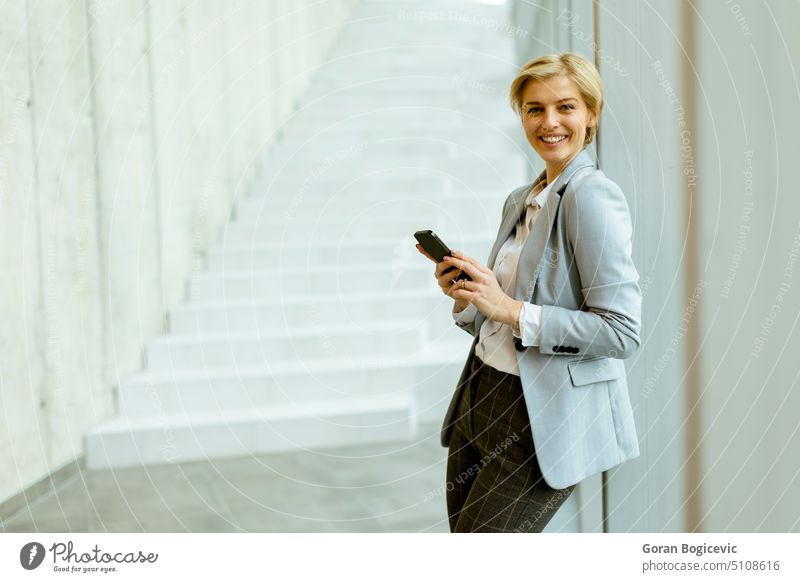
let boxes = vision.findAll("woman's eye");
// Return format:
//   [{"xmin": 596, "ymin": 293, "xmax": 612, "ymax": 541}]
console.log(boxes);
[{"xmin": 526, "ymin": 105, "xmax": 574, "ymax": 114}]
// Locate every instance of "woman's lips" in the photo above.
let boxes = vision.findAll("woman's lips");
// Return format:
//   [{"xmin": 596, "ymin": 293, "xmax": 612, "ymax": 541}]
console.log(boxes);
[{"xmin": 540, "ymin": 135, "xmax": 567, "ymax": 147}]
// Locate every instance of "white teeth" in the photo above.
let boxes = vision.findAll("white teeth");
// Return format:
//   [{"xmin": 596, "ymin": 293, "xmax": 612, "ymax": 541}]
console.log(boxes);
[{"xmin": 541, "ymin": 136, "xmax": 566, "ymax": 143}]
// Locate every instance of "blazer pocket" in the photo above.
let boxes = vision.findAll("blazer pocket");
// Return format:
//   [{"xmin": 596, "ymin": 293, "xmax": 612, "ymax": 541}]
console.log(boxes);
[{"xmin": 567, "ymin": 357, "xmax": 622, "ymax": 387}]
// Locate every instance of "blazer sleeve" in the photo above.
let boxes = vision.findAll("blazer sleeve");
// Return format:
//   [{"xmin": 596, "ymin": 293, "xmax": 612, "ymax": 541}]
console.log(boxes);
[
  {"xmin": 537, "ymin": 174, "xmax": 642, "ymax": 359},
  {"xmin": 452, "ymin": 303, "xmax": 479, "ymax": 335}
]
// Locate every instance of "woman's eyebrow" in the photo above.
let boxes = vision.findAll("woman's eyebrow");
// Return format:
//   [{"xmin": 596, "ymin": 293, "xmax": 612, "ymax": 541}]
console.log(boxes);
[{"xmin": 524, "ymin": 97, "xmax": 579, "ymax": 105}]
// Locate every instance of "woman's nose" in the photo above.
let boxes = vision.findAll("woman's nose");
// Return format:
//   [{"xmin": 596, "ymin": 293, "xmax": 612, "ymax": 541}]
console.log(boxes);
[{"xmin": 541, "ymin": 108, "xmax": 558, "ymax": 129}]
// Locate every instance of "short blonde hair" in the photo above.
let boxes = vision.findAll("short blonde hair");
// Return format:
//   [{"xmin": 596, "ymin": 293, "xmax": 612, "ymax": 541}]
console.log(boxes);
[{"xmin": 509, "ymin": 52, "xmax": 603, "ymax": 146}]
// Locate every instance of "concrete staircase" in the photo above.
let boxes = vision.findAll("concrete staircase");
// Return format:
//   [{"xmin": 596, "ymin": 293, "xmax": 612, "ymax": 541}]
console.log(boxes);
[{"xmin": 86, "ymin": 0, "xmax": 528, "ymax": 469}]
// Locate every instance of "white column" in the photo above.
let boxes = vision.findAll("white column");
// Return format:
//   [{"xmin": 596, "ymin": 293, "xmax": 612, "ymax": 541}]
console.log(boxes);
[
  {"xmin": 0, "ymin": 0, "xmax": 47, "ymax": 505},
  {"xmin": 598, "ymin": 0, "xmax": 688, "ymax": 533},
  {"xmin": 693, "ymin": 0, "xmax": 800, "ymax": 532},
  {"xmin": 86, "ymin": 0, "xmax": 165, "ymax": 384},
  {"xmin": 26, "ymin": 0, "xmax": 105, "ymax": 465}
]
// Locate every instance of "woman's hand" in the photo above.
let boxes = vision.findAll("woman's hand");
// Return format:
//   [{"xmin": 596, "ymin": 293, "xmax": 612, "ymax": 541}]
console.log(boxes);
[
  {"xmin": 443, "ymin": 251, "xmax": 523, "ymax": 325},
  {"xmin": 415, "ymin": 244, "xmax": 470, "ymax": 312}
]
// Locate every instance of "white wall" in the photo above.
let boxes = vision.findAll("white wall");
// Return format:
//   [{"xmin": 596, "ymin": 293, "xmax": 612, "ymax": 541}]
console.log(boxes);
[
  {"xmin": 0, "ymin": 0, "xmax": 52, "ymax": 510},
  {"xmin": 693, "ymin": 0, "xmax": 800, "ymax": 532},
  {"xmin": 597, "ymin": 0, "xmax": 689, "ymax": 534},
  {"xmin": 0, "ymin": 0, "xmax": 356, "ymax": 508}
]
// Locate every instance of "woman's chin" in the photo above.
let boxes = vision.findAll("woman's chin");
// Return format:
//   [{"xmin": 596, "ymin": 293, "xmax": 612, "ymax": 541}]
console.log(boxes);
[
  {"xmin": 535, "ymin": 150, "xmax": 567, "ymax": 165},
  {"xmin": 531, "ymin": 142, "xmax": 583, "ymax": 167},
  {"xmin": 531, "ymin": 142, "xmax": 566, "ymax": 160}
]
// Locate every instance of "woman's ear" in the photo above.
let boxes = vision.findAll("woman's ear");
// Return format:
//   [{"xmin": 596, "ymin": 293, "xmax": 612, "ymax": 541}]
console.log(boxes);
[{"xmin": 588, "ymin": 109, "xmax": 598, "ymax": 129}]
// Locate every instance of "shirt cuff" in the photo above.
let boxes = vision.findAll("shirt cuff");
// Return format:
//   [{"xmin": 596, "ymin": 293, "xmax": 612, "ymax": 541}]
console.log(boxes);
[
  {"xmin": 513, "ymin": 302, "xmax": 541, "ymax": 347},
  {"xmin": 452, "ymin": 303, "xmax": 478, "ymax": 326}
]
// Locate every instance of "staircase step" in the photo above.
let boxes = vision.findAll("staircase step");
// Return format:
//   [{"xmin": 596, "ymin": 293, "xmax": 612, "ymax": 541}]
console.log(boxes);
[
  {"xmin": 205, "ymin": 234, "xmax": 494, "ymax": 270},
  {"xmin": 230, "ymin": 204, "xmax": 507, "ymax": 228},
  {"xmin": 85, "ymin": 393, "xmax": 415, "ymax": 469},
  {"xmin": 254, "ymin": 160, "xmax": 526, "ymax": 186},
  {"xmin": 290, "ymin": 90, "xmax": 505, "ymax": 110},
  {"xmin": 169, "ymin": 290, "xmax": 451, "ymax": 333},
  {"xmin": 278, "ymin": 122, "xmax": 520, "ymax": 144},
  {"xmin": 120, "ymin": 348, "xmax": 466, "ymax": 417},
  {"xmin": 284, "ymin": 107, "xmax": 515, "ymax": 132},
  {"xmin": 309, "ymin": 45, "xmax": 502, "ymax": 78},
  {"xmin": 246, "ymin": 173, "xmax": 443, "ymax": 197},
  {"xmin": 255, "ymin": 148, "xmax": 528, "ymax": 183},
  {"xmin": 234, "ymin": 189, "xmax": 510, "ymax": 220},
  {"xmin": 312, "ymin": 54, "xmax": 513, "ymax": 83},
  {"xmin": 311, "ymin": 86, "xmax": 511, "ymax": 104},
  {"xmin": 264, "ymin": 134, "xmax": 527, "ymax": 169},
  {"xmin": 146, "ymin": 321, "xmax": 427, "ymax": 371},
  {"xmin": 247, "ymin": 169, "xmax": 526, "ymax": 200},
  {"xmin": 189, "ymin": 264, "xmax": 434, "ymax": 300},
  {"xmin": 328, "ymin": 38, "xmax": 512, "ymax": 66},
  {"xmin": 221, "ymin": 214, "xmax": 499, "ymax": 244}
]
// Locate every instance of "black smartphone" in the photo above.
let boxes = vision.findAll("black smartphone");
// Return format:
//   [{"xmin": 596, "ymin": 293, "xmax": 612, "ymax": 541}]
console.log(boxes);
[{"xmin": 414, "ymin": 229, "xmax": 472, "ymax": 281}]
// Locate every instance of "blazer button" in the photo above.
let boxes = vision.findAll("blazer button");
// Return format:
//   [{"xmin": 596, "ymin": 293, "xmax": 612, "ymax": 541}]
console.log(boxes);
[{"xmin": 553, "ymin": 345, "xmax": 560, "ymax": 352}]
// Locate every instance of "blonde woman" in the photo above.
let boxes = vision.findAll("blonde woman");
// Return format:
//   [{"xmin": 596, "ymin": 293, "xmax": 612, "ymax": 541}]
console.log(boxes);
[{"xmin": 417, "ymin": 52, "xmax": 642, "ymax": 533}]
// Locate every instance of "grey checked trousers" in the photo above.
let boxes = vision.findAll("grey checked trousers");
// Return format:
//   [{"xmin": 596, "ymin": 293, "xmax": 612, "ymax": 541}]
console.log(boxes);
[{"xmin": 446, "ymin": 356, "xmax": 576, "ymax": 532}]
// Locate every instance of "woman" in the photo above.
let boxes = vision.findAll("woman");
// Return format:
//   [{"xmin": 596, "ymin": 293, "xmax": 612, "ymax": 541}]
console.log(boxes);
[{"xmin": 417, "ymin": 52, "xmax": 642, "ymax": 533}]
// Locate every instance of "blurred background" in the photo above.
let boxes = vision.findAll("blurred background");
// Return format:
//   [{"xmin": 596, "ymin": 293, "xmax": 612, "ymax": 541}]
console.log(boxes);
[{"xmin": 1, "ymin": 0, "xmax": 798, "ymax": 533}]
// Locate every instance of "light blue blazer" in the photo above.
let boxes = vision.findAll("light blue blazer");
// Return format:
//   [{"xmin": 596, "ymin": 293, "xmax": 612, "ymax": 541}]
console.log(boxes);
[{"xmin": 441, "ymin": 149, "xmax": 642, "ymax": 490}]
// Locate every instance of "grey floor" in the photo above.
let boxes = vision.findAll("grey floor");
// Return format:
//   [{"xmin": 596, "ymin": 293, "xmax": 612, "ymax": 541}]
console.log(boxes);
[{"xmin": 1, "ymin": 423, "xmax": 450, "ymax": 533}]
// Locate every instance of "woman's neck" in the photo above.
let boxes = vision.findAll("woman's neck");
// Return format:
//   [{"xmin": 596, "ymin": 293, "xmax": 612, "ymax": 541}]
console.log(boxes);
[
  {"xmin": 545, "ymin": 162, "xmax": 567, "ymax": 185},
  {"xmin": 545, "ymin": 149, "xmax": 584, "ymax": 184}
]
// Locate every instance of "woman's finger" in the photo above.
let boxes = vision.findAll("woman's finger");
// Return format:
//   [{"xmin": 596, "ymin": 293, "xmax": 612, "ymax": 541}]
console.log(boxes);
[
  {"xmin": 435, "ymin": 261, "xmax": 455, "ymax": 278},
  {"xmin": 443, "ymin": 256, "xmax": 481, "ymax": 280},
  {"xmin": 451, "ymin": 278, "xmax": 472, "ymax": 293},
  {"xmin": 447, "ymin": 286, "xmax": 477, "ymax": 303},
  {"xmin": 436, "ymin": 258, "xmax": 466, "ymax": 279},
  {"xmin": 449, "ymin": 250, "xmax": 490, "ymax": 275},
  {"xmin": 437, "ymin": 269, "xmax": 462, "ymax": 288}
]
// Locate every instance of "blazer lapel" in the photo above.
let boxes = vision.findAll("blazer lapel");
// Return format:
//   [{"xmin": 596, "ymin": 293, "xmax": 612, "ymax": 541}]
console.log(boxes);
[{"xmin": 513, "ymin": 149, "xmax": 596, "ymax": 301}]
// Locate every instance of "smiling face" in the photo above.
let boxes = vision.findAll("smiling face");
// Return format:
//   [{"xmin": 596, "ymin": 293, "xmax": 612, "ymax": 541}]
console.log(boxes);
[{"xmin": 520, "ymin": 75, "xmax": 597, "ymax": 182}]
